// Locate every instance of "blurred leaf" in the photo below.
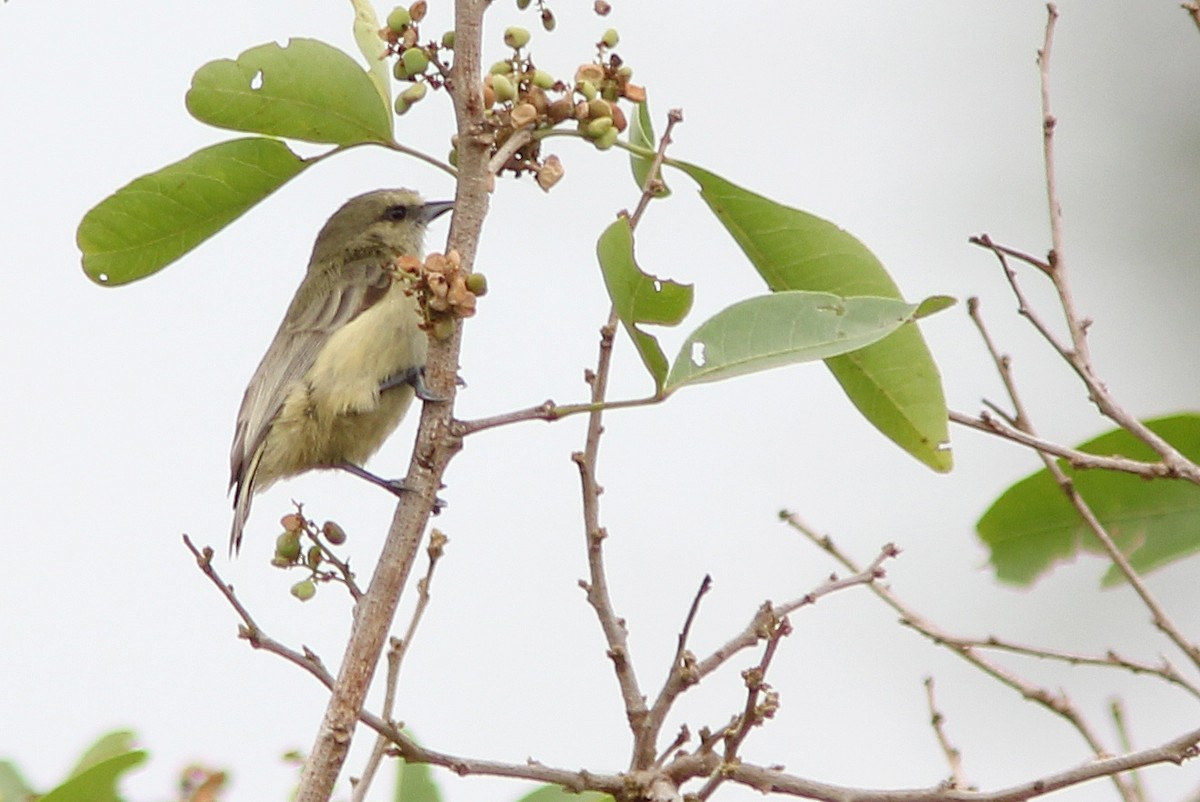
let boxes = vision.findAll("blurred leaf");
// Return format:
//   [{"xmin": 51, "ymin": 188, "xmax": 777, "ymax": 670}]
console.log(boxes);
[
  {"xmin": 665, "ymin": 292, "xmax": 921, "ymax": 392},
  {"xmin": 977, "ymin": 414, "xmax": 1200, "ymax": 586},
  {"xmin": 672, "ymin": 161, "xmax": 951, "ymax": 472},
  {"xmin": 40, "ymin": 751, "xmax": 146, "ymax": 802},
  {"xmin": 0, "ymin": 761, "xmax": 34, "ymax": 802},
  {"xmin": 78, "ymin": 138, "xmax": 310, "ymax": 285},
  {"xmin": 68, "ymin": 731, "xmax": 137, "ymax": 778},
  {"xmin": 512, "ymin": 787, "xmax": 612, "ymax": 802},
  {"xmin": 348, "ymin": 0, "xmax": 395, "ymax": 127},
  {"xmin": 186, "ymin": 38, "xmax": 392, "ymax": 145},
  {"xmin": 915, "ymin": 295, "xmax": 957, "ymax": 319},
  {"xmin": 628, "ymin": 100, "xmax": 669, "ymax": 197},
  {"xmin": 597, "ymin": 216, "xmax": 693, "ymax": 392},
  {"xmin": 393, "ymin": 756, "xmax": 440, "ymax": 802}
]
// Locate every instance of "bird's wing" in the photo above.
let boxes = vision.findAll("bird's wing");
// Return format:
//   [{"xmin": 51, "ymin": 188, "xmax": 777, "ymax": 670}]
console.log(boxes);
[{"xmin": 229, "ymin": 257, "xmax": 398, "ymax": 549}]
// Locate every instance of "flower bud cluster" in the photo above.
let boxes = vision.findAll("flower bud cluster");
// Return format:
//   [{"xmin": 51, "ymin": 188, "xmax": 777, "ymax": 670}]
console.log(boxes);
[{"xmin": 395, "ymin": 250, "xmax": 485, "ymax": 340}]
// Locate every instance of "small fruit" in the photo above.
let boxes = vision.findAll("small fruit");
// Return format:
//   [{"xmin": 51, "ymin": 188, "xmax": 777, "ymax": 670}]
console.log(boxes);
[
  {"xmin": 386, "ymin": 6, "xmax": 411, "ymax": 32},
  {"xmin": 510, "ymin": 101, "xmax": 538, "ymax": 128},
  {"xmin": 490, "ymin": 60, "xmax": 513, "ymax": 75},
  {"xmin": 575, "ymin": 63, "xmax": 605, "ymax": 84},
  {"xmin": 322, "ymin": 521, "xmax": 347, "ymax": 546},
  {"xmin": 617, "ymin": 64, "xmax": 634, "ymax": 79},
  {"xmin": 401, "ymin": 82, "xmax": 428, "ymax": 103},
  {"xmin": 307, "ymin": 546, "xmax": 323, "ymax": 569},
  {"xmin": 516, "ymin": 0, "xmax": 531, "ymax": 8},
  {"xmin": 594, "ymin": 0, "xmax": 612, "ymax": 15},
  {"xmin": 280, "ymin": 513, "xmax": 304, "ymax": 532},
  {"xmin": 401, "ymin": 47, "xmax": 430, "ymax": 78},
  {"xmin": 526, "ymin": 85, "xmax": 549, "ymax": 114},
  {"xmin": 586, "ymin": 116, "xmax": 614, "ymax": 138},
  {"xmin": 448, "ymin": 148, "xmax": 459, "ymax": 167},
  {"xmin": 532, "ymin": 69, "xmax": 556, "ymax": 90},
  {"xmin": 547, "ymin": 97, "xmax": 574, "ymax": 123},
  {"xmin": 594, "ymin": 126, "xmax": 619, "ymax": 150},
  {"xmin": 394, "ymin": 95, "xmax": 411, "ymax": 115},
  {"xmin": 504, "ymin": 26, "xmax": 531, "ymax": 49},
  {"xmin": 408, "ymin": 0, "xmax": 428, "ymax": 22},
  {"xmin": 600, "ymin": 28, "xmax": 620, "ymax": 48},
  {"xmin": 541, "ymin": 8, "xmax": 556, "ymax": 31},
  {"xmin": 576, "ymin": 80, "xmax": 598, "ymax": 101},
  {"xmin": 492, "ymin": 73, "xmax": 517, "ymax": 103},
  {"xmin": 441, "ymin": 30, "xmax": 456, "ymax": 49},
  {"xmin": 275, "ymin": 531, "xmax": 302, "ymax": 561},
  {"xmin": 291, "ymin": 580, "xmax": 317, "ymax": 602},
  {"xmin": 465, "ymin": 273, "xmax": 489, "ymax": 296},
  {"xmin": 536, "ymin": 154, "xmax": 564, "ymax": 191},
  {"xmin": 587, "ymin": 98, "xmax": 612, "ymax": 119},
  {"xmin": 610, "ymin": 103, "xmax": 627, "ymax": 132}
]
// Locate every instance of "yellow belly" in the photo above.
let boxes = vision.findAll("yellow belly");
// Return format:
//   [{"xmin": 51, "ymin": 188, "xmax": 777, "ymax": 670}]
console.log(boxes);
[{"xmin": 254, "ymin": 286, "xmax": 426, "ymax": 485}]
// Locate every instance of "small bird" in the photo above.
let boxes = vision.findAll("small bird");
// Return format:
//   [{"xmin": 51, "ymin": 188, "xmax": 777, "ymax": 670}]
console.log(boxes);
[{"xmin": 229, "ymin": 189, "xmax": 454, "ymax": 552}]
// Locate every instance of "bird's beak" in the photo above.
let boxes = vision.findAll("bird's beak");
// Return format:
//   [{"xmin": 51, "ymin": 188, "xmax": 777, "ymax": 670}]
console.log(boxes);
[{"xmin": 421, "ymin": 200, "xmax": 455, "ymax": 223}]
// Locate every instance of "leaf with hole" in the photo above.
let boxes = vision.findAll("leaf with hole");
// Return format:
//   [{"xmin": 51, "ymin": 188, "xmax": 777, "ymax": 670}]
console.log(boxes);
[
  {"xmin": 664, "ymin": 292, "xmax": 926, "ymax": 393},
  {"xmin": 671, "ymin": 161, "xmax": 952, "ymax": 471},
  {"xmin": 596, "ymin": 216, "xmax": 692, "ymax": 391},
  {"xmin": 186, "ymin": 38, "xmax": 393, "ymax": 145}
]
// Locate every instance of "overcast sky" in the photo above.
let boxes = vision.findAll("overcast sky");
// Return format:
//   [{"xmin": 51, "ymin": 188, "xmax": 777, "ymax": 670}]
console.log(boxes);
[{"xmin": 2, "ymin": 2, "xmax": 1199, "ymax": 802}]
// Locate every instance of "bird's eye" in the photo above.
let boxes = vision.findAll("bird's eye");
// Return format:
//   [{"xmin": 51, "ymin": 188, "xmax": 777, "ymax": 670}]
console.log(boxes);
[{"xmin": 384, "ymin": 205, "xmax": 410, "ymax": 221}]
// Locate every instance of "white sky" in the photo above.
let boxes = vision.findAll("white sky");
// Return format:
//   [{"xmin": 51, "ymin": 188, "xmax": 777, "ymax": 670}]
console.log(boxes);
[{"xmin": 2, "ymin": 2, "xmax": 1199, "ymax": 802}]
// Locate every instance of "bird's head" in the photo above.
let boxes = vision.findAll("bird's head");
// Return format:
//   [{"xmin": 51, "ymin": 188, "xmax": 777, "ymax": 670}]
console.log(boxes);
[{"xmin": 309, "ymin": 188, "xmax": 454, "ymax": 267}]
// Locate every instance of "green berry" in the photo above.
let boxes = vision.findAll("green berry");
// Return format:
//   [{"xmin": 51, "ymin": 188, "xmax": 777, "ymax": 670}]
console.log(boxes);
[
  {"xmin": 586, "ymin": 116, "xmax": 614, "ymax": 138},
  {"xmin": 492, "ymin": 73, "xmax": 517, "ymax": 103},
  {"xmin": 504, "ymin": 26, "xmax": 531, "ymax": 49},
  {"xmin": 401, "ymin": 47, "xmax": 430, "ymax": 78},
  {"xmin": 576, "ymin": 80, "xmax": 598, "ymax": 101},
  {"xmin": 401, "ymin": 82, "xmax": 428, "ymax": 103},
  {"xmin": 490, "ymin": 60, "xmax": 513, "ymax": 75},
  {"xmin": 594, "ymin": 126, "xmax": 619, "ymax": 150},
  {"xmin": 394, "ymin": 95, "xmax": 411, "ymax": 115},
  {"xmin": 600, "ymin": 28, "xmax": 619, "ymax": 48},
  {"xmin": 465, "ymin": 273, "xmax": 488, "ymax": 296},
  {"xmin": 307, "ymin": 546, "xmax": 323, "ymax": 569},
  {"xmin": 532, "ymin": 69, "xmax": 556, "ymax": 90},
  {"xmin": 587, "ymin": 98, "xmax": 612, "ymax": 119},
  {"xmin": 516, "ymin": 0, "xmax": 531, "ymax": 8},
  {"xmin": 386, "ymin": 6, "xmax": 411, "ymax": 32},
  {"xmin": 448, "ymin": 148, "xmax": 459, "ymax": 168},
  {"xmin": 276, "ymin": 531, "xmax": 302, "ymax": 561},
  {"xmin": 441, "ymin": 30, "xmax": 456, "ymax": 49},
  {"xmin": 617, "ymin": 64, "xmax": 633, "ymax": 79},
  {"xmin": 321, "ymin": 521, "xmax": 347, "ymax": 546},
  {"xmin": 291, "ymin": 580, "xmax": 317, "ymax": 602}
]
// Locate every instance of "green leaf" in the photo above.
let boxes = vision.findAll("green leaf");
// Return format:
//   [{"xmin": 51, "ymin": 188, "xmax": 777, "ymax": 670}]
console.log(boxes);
[
  {"xmin": 0, "ymin": 761, "xmax": 34, "ymax": 802},
  {"xmin": 68, "ymin": 731, "xmax": 137, "ymax": 778},
  {"xmin": 40, "ymin": 751, "xmax": 147, "ymax": 802},
  {"xmin": 671, "ymin": 161, "xmax": 952, "ymax": 472},
  {"xmin": 78, "ymin": 137, "xmax": 311, "ymax": 285},
  {"xmin": 597, "ymin": 216, "xmax": 693, "ymax": 392},
  {"xmin": 977, "ymin": 414, "xmax": 1200, "ymax": 586},
  {"xmin": 186, "ymin": 38, "xmax": 393, "ymax": 145},
  {"xmin": 512, "ymin": 787, "xmax": 612, "ymax": 802},
  {"xmin": 628, "ymin": 100, "xmax": 670, "ymax": 197},
  {"xmin": 665, "ymin": 292, "xmax": 921, "ymax": 392},
  {"xmin": 393, "ymin": 757, "xmax": 441, "ymax": 802}
]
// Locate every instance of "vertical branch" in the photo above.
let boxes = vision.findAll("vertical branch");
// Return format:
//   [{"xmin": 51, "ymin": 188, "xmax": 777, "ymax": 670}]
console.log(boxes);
[
  {"xmin": 574, "ymin": 111, "xmax": 684, "ymax": 772},
  {"xmin": 294, "ymin": 2, "xmax": 491, "ymax": 800}
]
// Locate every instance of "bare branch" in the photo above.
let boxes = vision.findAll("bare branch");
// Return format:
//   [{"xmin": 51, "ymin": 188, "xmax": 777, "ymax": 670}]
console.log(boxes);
[{"xmin": 924, "ymin": 677, "xmax": 972, "ymax": 791}]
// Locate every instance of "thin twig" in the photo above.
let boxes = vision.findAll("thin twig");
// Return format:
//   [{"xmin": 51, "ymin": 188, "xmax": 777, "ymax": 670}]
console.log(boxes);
[
  {"xmin": 779, "ymin": 513, "xmax": 1136, "ymax": 802},
  {"xmin": 925, "ymin": 677, "xmax": 972, "ymax": 790},
  {"xmin": 696, "ymin": 617, "xmax": 791, "ymax": 801},
  {"xmin": 350, "ymin": 530, "xmax": 448, "ymax": 802},
  {"xmin": 967, "ymin": 637, "xmax": 1200, "ymax": 700},
  {"xmin": 573, "ymin": 108, "xmax": 686, "ymax": 773},
  {"xmin": 1110, "ymin": 700, "xmax": 1148, "ymax": 802},
  {"xmin": 968, "ymin": 285, "xmax": 1200, "ymax": 674}
]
